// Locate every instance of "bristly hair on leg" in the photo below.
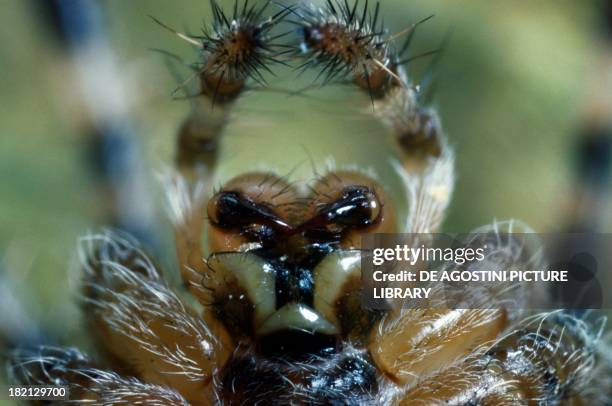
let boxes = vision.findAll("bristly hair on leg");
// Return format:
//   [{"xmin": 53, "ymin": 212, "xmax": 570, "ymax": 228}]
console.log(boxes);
[
  {"xmin": 294, "ymin": 0, "xmax": 448, "ymax": 159},
  {"xmin": 292, "ymin": 1, "xmax": 436, "ymax": 95},
  {"xmin": 8, "ymin": 346, "xmax": 190, "ymax": 405},
  {"xmin": 157, "ymin": 1, "xmax": 295, "ymax": 173},
  {"xmin": 392, "ymin": 150, "xmax": 454, "ymax": 233},
  {"xmin": 293, "ymin": 0, "xmax": 399, "ymax": 98},
  {"xmin": 152, "ymin": 0, "xmax": 294, "ymax": 104}
]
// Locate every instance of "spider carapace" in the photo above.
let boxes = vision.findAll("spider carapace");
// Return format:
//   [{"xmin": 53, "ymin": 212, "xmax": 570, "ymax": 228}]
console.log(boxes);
[{"xmin": 8, "ymin": 1, "xmax": 609, "ymax": 405}]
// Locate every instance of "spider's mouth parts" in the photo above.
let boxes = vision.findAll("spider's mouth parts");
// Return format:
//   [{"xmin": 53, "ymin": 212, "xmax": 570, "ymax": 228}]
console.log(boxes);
[
  {"xmin": 208, "ymin": 247, "xmax": 363, "ymax": 358},
  {"xmin": 257, "ymin": 302, "xmax": 339, "ymax": 359},
  {"xmin": 259, "ymin": 330, "xmax": 338, "ymax": 360},
  {"xmin": 257, "ymin": 302, "xmax": 337, "ymax": 336},
  {"xmin": 257, "ymin": 303, "xmax": 339, "ymax": 361}
]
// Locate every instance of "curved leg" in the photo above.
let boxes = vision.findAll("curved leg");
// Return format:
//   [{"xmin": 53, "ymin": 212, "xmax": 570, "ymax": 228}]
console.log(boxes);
[
  {"xmin": 369, "ymin": 222, "xmax": 544, "ymax": 386},
  {"xmin": 157, "ymin": 0, "xmax": 292, "ymax": 176},
  {"xmin": 79, "ymin": 231, "xmax": 231, "ymax": 405},
  {"xmin": 388, "ymin": 312, "xmax": 600, "ymax": 405},
  {"xmin": 371, "ymin": 308, "xmax": 506, "ymax": 387},
  {"xmin": 294, "ymin": 1, "xmax": 454, "ymax": 233},
  {"xmin": 158, "ymin": 0, "xmax": 291, "ymax": 298},
  {"xmin": 163, "ymin": 173, "xmax": 211, "ymax": 305},
  {"xmin": 8, "ymin": 346, "xmax": 190, "ymax": 405}
]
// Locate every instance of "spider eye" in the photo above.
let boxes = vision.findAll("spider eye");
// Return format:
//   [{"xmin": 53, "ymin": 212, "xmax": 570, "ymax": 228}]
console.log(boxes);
[
  {"xmin": 207, "ymin": 191, "xmax": 292, "ymax": 232},
  {"xmin": 207, "ymin": 191, "xmax": 251, "ymax": 228},
  {"xmin": 322, "ymin": 187, "xmax": 382, "ymax": 228}
]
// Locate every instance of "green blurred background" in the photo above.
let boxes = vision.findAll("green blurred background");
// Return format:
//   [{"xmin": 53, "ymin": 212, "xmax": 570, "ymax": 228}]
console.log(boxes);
[{"xmin": 0, "ymin": 0, "xmax": 609, "ymax": 384}]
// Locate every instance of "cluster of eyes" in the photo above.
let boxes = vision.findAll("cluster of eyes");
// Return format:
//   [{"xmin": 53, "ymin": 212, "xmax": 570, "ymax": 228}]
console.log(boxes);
[{"xmin": 208, "ymin": 188, "xmax": 382, "ymax": 233}]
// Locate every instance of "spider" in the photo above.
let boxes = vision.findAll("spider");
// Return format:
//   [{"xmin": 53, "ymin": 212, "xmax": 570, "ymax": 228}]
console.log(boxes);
[{"xmin": 7, "ymin": 0, "xmax": 611, "ymax": 404}]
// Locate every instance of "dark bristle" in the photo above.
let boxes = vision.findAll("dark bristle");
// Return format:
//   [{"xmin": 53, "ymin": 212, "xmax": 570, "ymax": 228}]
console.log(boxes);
[
  {"xmin": 348, "ymin": 0, "xmax": 359, "ymax": 25},
  {"xmin": 211, "ymin": 0, "xmax": 231, "ymax": 29},
  {"xmin": 232, "ymin": 0, "xmax": 238, "ymax": 20},
  {"xmin": 294, "ymin": 0, "xmax": 394, "ymax": 93},
  {"xmin": 155, "ymin": 0, "xmax": 291, "ymax": 104},
  {"xmin": 149, "ymin": 48, "xmax": 199, "ymax": 72},
  {"xmin": 362, "ymin": 63, "xmax": 375, "ymax": 108},
  {"xmin": 326, "ymin": 0, "xmax": 338, "ymax": 16},
  {"xmin": 419, "ymin": 28, "xmax": 452, "ymax": 103},
  {"xmin": 253, "ymin": 0, "xmax": 272, "ymax": 21},
  {"xmin": 360, "ymin": 0, "xmax": 368, "ymax": 28},
  {"xmin": 398, "ymin": 14, "xmax": 435, "ymax": 57},
  {"xmin": 211, "ymin": 69, "xmax": 226, "ymax": 106},
  {"xmin": 292, "ymin": 0, "xmax": 440, "ymax": 102},
  {"xmin": 398, "ymin": 48, "xmax": 441, "ymax": 66},
  {"xmin": 370, "ymin": 2, "xmax": 380, "ymax": 32}
]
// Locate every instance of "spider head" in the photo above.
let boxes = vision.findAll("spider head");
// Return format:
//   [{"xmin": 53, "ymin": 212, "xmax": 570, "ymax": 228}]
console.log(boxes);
[{"xmin": 204, "ymin": 171, "xmax": 396, "ymax": 359}]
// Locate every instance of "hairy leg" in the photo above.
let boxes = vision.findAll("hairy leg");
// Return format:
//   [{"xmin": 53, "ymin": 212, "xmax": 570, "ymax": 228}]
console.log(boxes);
[
  {"xmin": 154, "ymin": 1, "xmax": 292, "ymax": 175},
  {"xmin": 8, "ymin": 346, "xmax": 190, "ymax": 405},
  {"xmin": 157, "ymin": 1, "xmax": 290, "ymax": 296},
  {"xmin": 388, "ymin": 312, "xmax": 601, "ymax": 405},
  {"xmin": 79, "ymin": 231, "xmax": 230, "ymax": 404},
  {"xmin": 295, "ymin": 1, "xmax": 454, "ymax": 233},
  {"xmin": 369, "ymin": 222, "xmax": 544, "ymax": 387}
]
